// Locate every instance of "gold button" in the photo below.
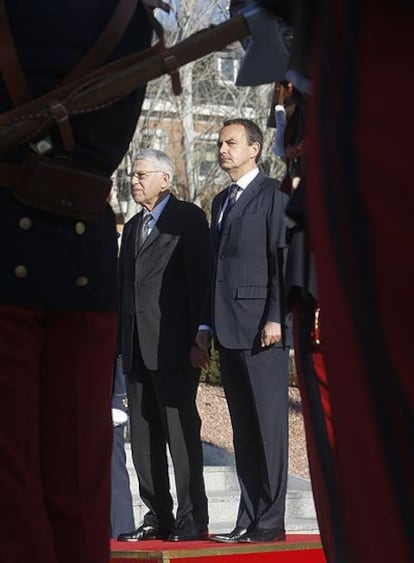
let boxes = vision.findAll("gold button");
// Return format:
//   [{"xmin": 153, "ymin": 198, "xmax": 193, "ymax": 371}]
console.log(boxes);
[
  {"xmin": 75, "ymin": 276, "xmax": 89, "ymax": 287},
  {"xmin": 14, "ymin": 265, "xmax": 28, "ymax": 279},
  {"xmin": 74, "ymin": 222, "xmax": 86, "ymax": 235},
  {"xmin": 18, "ymin": 217, "xmax": 32, "ymax": 230}
]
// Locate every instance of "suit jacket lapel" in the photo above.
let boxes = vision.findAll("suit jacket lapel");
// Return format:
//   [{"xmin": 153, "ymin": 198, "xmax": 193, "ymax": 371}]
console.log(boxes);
[
  {"xmin": 139, "ymin": 221, "xmax": 159, "ymax": 254},
  {"xmin": 136, "ymin": 194, "xmax": 176, "ymax": 255},
  {"xmin": 212, "ymin": 191, "xmax": 227, "ymax": 251},
  {"xmin": 219, "ymin": 171, "xmax": 266, "ymax": 251}
]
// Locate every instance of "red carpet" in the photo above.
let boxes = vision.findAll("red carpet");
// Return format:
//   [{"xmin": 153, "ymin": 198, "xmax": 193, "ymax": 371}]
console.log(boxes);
[{"xmin": 111, "ymin": 534, "xmax": 325, "ymax": 562}]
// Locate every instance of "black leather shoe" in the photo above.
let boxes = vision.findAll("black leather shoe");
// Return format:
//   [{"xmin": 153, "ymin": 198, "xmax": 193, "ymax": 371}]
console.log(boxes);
[
  {"xmin": 238, "ymin": 527, "xmax": 286, "ymax": 543},
  {"xmin": 166, "ymin": 520, "xmax": 209, "ymax": 542},
  {"xmin": 117, "ymin": 524, "xmax": 159, "ymax": 541},
  {"xmin": 210, "ymin": 527, "xmax": 248, "ymax": 543}
]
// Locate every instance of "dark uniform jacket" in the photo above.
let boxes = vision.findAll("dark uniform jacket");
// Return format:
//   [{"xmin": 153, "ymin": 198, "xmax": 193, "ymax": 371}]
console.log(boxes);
[{"xmin": 0, "ymin": 0, "xmax": 152, "ymax": 311}]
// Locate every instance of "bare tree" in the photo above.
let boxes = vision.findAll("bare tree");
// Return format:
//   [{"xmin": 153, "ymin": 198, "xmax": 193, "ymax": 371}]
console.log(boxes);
[{"xmin": 112, "ymin": 0, "xmax": 285, "ymax": 221}]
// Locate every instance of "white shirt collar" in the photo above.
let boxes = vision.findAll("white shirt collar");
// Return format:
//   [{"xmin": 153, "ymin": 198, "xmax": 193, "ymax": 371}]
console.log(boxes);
[
  {"xmin": 232, "ymin": 167, "xmax": 260, "ymax": 191},
  {"xmin": 143, "ymin": 193, "xmax": 171, "ymax": 225}
]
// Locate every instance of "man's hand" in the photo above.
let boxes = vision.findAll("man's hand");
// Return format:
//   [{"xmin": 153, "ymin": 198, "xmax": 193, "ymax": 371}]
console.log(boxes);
[
  {"xmin": 261, "ymin": 321, "xmax": 282, "ymax": 347},
  {"xmin": 190, "ymin": 345, "xmax": 210, "ymax": 370},
  {"xmin": 195, "ymin": 328, "xmax": 211, "ymax": 351}
]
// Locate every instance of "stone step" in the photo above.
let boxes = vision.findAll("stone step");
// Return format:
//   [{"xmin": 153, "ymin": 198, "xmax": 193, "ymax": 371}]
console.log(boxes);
[
  {"xmin": 129, "ymin": 487, "xmax": 317, "ymax": 528},
  {"xmin": 125, "ymin": 443, "xmax": 314, "ymax": 493},
  {"xmin": 124, "ymin": 444, "xmax": 318, "ymax": 534}
]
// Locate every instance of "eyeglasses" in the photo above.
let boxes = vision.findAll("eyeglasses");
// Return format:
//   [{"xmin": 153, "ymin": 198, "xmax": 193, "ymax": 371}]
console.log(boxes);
[{"xmin": 127, "ymin": 170, "xmax": 164, "ymax": 181}]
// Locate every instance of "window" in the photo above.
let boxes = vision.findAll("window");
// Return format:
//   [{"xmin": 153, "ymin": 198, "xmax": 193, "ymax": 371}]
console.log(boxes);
[
  {"xmin": 198, "ymin": 135, "xmax": 219, "ymax": 180},
  {"xmin": 139, "ymin": 127, "xmax": 167, "ymax": 150},
  {"xmin": 199, "ymin": 159, "xmax": 215, "ymax": 178},
  {"xmin": 217, "ymin": 56, "xmax": 240, "ymax": 85}
]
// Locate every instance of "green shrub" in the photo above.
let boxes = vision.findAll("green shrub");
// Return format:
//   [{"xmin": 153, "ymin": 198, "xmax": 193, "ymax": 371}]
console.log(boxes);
[{"xmin": 200, "ymin": 341, "xmax": 221, "ymax": 386}]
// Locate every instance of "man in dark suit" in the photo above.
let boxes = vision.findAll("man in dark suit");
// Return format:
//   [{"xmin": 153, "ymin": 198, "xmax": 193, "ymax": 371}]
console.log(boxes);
[
  {"xmin": 0, "ymin": 2, "xmax": 151, "ymax": 563},
  {"xmin": 117, "ymin": 148, "xmax": 210, "ymax": 542},
  {"xmin": 198, "ymin": 118, "xmax": 290, "ymax": 544}
]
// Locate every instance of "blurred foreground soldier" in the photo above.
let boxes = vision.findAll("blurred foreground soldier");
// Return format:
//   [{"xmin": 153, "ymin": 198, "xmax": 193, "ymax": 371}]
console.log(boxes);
[
  {"xmin": 117, "ymin": 149, "xmax": 210, "ymax": 542},
  {"xmin": 0, "ymin": 2, "xmax": 151, "ymax": 562},
  {"xmin": 273, "ymin": 79, "xmax": 343, "ymax": 562},
  {"xmin": 201, "ymin": 119, "xmax": 291, "ymax": 544},
  {"xmin": 258, "ymin": 1, "xmax": 414, "ymax": 562},
  {"xmin": 280, "ymin": 82, "xmax": 343, "ymax": 562}
]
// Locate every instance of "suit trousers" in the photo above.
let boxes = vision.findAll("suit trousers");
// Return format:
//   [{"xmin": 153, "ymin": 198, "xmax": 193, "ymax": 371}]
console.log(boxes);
[
  {"xmin": 127, "ymin": 351, "xmax": 208, "ymax": 532},
  {"xmin": 219, "ymin": 345, "xmax": 289, "ymax": 531},
  {"xmin": 0, "ymin": 306, "xmax": 116, "ymax": 563}
]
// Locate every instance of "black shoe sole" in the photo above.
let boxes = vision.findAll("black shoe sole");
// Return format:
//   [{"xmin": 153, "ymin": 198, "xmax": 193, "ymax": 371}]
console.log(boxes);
[{"xmin": 239, "ymin": 532, "xmax": 286, "ymax": 543}]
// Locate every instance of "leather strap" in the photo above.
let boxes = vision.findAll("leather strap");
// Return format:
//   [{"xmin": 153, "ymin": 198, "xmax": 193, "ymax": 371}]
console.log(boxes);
[
  {"xmin": 48, "ymin": 100, "xmax": 76, "ymax": 153},
  {"xmin": 141, "ymin": 0, "xmax": 182, "ymax": 95},
  {"xmin": 0, "ymin": 0, "xmax": 140, "ymax": 153},
  {"xmin": 0, "ymin": 0, "xmax": 31, "ymax": 106},
  {"xmin": 0, "ymin": 13, "xmax": 250, "ymax": 154},
  {"xmin": 0, "ymin": 155, "xmax": 112, "ymax": 221}
]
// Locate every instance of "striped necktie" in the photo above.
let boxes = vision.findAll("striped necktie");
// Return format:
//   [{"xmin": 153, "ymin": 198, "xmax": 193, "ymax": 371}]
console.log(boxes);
[
  {"xmin": 220, "ymin": 183, "xmax": 239, "ymax": 231},
  {"xmin": 136, "ymin": 212, "xmax": 152, "ymax": 250}
]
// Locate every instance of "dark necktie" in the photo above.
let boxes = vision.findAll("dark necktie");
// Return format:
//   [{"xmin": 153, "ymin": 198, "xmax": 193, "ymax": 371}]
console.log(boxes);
[
  {"xmin": 220, "ymin": 183, "xmax": 239, "ymax": 231},
  {"xmin": 136, "ymin": 212, "xmax": 152, "ymax": 250}
]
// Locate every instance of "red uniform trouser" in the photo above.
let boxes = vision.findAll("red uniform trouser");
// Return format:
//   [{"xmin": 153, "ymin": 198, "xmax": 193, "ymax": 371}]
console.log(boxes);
[
  {"xmin": 307, "ymin": 2, "xmax": 414, "ymax": 561},
  {"xmin": 293, "ymin": 303, "xmax": 344, "ymax": 563},
  {"xmin": 0, "ymin": 306, "xmax": 116, "ymax": 563}
]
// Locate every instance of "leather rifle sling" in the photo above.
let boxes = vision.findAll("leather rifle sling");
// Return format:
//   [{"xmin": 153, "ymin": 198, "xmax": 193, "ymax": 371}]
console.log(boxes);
[
  {"xmin": 0, "ymin": 0, "xmax": 141, "ymax": 205},
  {"xmin": 0, "ymin": 9, "xmax": 250, "ymax": 154},
  {"xmin": 0, "ymin": 0, "xmax": 139, "ymax": 153}
]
